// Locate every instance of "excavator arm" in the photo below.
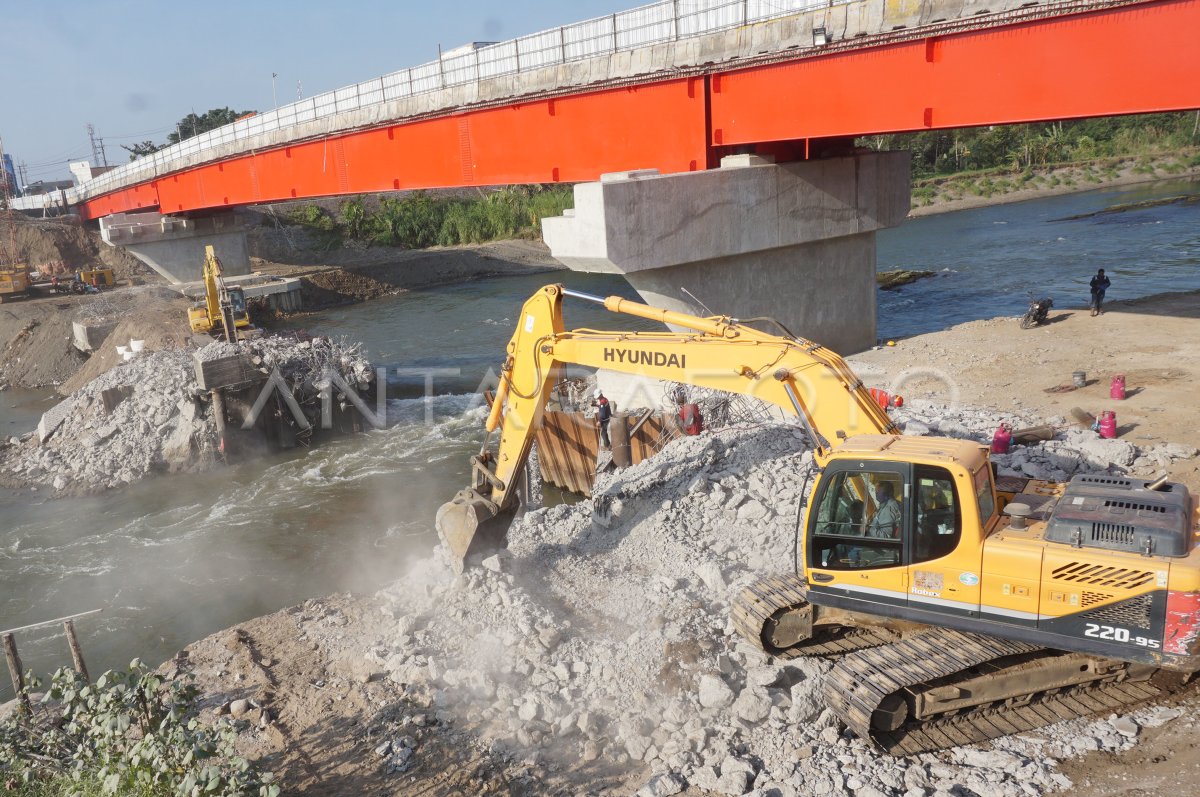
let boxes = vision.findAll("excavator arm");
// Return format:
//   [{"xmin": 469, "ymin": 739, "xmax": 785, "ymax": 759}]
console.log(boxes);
[{"xmin": 435, "ymin": 284, "xmax": 897, "ymax": 571}]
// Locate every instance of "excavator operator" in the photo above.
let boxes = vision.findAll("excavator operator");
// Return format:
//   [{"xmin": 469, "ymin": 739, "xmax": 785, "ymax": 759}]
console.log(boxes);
[{"xmin": 866, "ymin": 481, "xmax": 902, "ymax": 538}]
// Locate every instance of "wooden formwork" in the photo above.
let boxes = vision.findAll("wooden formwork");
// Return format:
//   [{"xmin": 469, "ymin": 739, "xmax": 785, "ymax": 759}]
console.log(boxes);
[{"xmin": 536, "ymin": 410, "xmax": 671, "ymax": 498}]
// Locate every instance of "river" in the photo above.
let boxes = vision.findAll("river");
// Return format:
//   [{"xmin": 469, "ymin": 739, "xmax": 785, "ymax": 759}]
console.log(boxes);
[{"xmin": 1, "ymin": 178, "xmax": 1197, "ymax": 699}]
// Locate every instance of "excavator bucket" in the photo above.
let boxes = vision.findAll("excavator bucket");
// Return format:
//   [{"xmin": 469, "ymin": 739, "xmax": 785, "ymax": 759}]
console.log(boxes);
[{"xmin": 435, "ymin": 490, "xmax": 515, "ymax": 573}]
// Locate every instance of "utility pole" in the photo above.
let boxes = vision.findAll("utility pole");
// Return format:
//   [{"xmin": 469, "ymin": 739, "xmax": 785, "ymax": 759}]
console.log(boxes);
[
  {"xmin": 296, "ymin": 80, "xmax": 303, "ymax": 101},
  {"xmin": 272, "ymin": 72, "xmax": 278, "ymax": 109},
  {"xmin": 18, "ymin": 161, "xmax": 28, "ymax": 191},
  {"xmin": 0, "ymin": 135, "xmax": 10, "ymax": 201},
  {"xmin": 86, "ymin": 123, "xmax": 104, "ymax": 166}
]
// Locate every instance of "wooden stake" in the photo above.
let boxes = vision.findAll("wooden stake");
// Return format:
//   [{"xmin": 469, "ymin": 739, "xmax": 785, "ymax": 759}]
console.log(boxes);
[
  {"xmin": 3, "ymin": 633, "xmax": 30, "ymax": 714},
  {"xmin": 63, "ymin": 620, "xmax": 90, "ymax": 683}
]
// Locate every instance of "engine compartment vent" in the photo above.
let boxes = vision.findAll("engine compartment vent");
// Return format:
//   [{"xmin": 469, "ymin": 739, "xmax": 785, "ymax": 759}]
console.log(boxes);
[
  {"xmin": 1076, "ymin": 476, "xmax": 1135, "ymax": 488},
  {"xmin": 1103, "ymin": 500, "xmax": 1167, "ymax": 514},
  {"xmin": 1044, "ymin": 476, "xmax": 1192, "ymax": 557},
  {"xmin": 1092, "ymin": 523, "xmax": 1136, "ymax": 546},
  {"xmin": 1051, "ymin": 562, "xmax": 1155, "ymax": 590}
]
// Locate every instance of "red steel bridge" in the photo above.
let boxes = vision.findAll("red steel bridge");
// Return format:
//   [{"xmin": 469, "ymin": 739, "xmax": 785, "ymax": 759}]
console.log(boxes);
[{"xmin": 37, "ymin": 0, "xmax": 1200, "ymax": 221}]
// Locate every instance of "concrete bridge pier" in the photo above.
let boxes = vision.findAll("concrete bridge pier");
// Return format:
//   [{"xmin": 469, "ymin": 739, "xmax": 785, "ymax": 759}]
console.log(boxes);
[
  {"xmin": 99, "ymin": 210, "xmax": 253, "ymax": 284},
  {"xmin": 542, "ymin": 152, "xmax": 911, "ymax": 356}
]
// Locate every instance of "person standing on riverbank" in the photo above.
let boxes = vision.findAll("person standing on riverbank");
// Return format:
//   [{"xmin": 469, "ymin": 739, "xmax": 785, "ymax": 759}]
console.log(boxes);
[{"xmin": 1089, "ymin": 269, "xmax": 1111, "ymax": 316}]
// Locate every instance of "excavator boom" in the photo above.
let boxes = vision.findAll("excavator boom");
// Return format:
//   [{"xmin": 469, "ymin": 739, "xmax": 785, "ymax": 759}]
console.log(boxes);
[{"xmin": 436, "ymin": 284, "xmax": 896, "ymax": 571}]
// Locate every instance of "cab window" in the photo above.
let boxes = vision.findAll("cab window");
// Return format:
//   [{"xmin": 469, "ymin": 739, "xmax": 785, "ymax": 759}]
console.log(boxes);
[
  {"xmin": 974, "ymin": 466, "xmax": 996, "ymax": 530},
  {"xmin": 811, "ymin": 470, "xmax": 904, "ymax": 571},
  {"xmin": 913, "ymin": 466, "xmax": 960, "ymax": 563}
]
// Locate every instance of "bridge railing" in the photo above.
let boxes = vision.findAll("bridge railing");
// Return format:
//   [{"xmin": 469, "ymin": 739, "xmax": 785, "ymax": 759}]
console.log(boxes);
[{"xmin": 32, "ymin": 0, "xmax": 832, "ymax": 209}]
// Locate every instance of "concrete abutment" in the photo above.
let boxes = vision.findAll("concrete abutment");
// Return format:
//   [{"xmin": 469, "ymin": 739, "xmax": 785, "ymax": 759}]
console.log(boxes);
[
  {"xmin": 98, "ymin": 210, "xmax": 302, "ymax": 312},
  {"xmin": 543, "ymin": 152, "xmax": 911, "ymax": 355},
  {"xmin": 99, "ymin": 210, "xmax": 253, "ymax": 284}
]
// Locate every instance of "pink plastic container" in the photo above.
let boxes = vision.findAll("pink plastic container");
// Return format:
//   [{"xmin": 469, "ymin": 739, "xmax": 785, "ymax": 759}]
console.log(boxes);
[{"xmin": 1098, "ymin": 410, "xmax": 1118, "ymax": 439}]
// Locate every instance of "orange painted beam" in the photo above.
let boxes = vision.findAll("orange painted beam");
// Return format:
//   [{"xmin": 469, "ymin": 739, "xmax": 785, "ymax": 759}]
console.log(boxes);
[
  {"xmin": 710, "ymin": 0, "xmax": 1200, "ymax": 145},
  {"xmin": 78, "ymin": 0, "xmax": 1200, "ymax": 220},
  {"xmin": 81, "ymin": 78, "xmax": 709, "ymax": 220}
]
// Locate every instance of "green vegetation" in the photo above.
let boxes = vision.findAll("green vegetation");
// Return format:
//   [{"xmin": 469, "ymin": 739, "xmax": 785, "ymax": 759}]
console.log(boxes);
[
  {"xmin": 859, "ymin": 112, "xmax": 1200, "ymax": 178},
  {"xmin": 286, "ymin": 185, "xmax": 576, "ymax": 250},
  {"xmin": 122, "ymin": 108, "xmax": 258, "ymax": 160},
  {"xmin": 1, "ymin": 663, "xmax": 276, "ymax": 797}
]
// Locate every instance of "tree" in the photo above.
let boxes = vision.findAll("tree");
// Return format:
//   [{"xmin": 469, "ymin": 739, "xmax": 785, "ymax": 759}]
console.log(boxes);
[
  {"xmin": 121, "ymin": 107, "xmax": 258, "ymax": 160},
  {"xmin": 167, "ymin": 107, "xmax": 256, "ymax": 145},
  {"xmin": 121, "ymin": 140, "xmax": 164, "ymax": 160}
]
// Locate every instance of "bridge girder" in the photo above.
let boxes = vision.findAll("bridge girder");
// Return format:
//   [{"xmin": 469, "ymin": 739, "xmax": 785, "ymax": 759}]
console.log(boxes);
[{"xmin": 78, "ymin": 0, "xmax": 1200, "ymax": 221}]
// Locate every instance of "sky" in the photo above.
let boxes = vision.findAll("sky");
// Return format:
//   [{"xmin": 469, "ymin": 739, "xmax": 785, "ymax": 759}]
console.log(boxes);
[{"xmin": 2, "ymin": 0, "xmax": 631, "ymax": 185}]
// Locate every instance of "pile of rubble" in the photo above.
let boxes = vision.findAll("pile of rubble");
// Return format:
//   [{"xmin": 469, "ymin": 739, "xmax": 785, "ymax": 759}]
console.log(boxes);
[
  {"xmin": 0, "ymin": 334, "xmax": 378, "ymax": 496},
  {"xmin": 1, "ymin": 349, "xmax": 217, "ymax": 494},
  {"xmin": 369, "ymin": 400, "xmax": 1197, "ymax": 797}
]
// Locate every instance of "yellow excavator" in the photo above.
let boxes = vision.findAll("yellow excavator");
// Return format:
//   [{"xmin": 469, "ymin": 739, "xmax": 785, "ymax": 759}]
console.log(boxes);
[
  {"xmin": 437, "ymin": 284, "xmax": 1200, "ymax": 754},
  {"xmin": 0, "ymin": 264, "xmax": 29, "ymax": 303},
  {"xmin": 188, "ymin": 245, "xmax": 252, "ymax": 341}
]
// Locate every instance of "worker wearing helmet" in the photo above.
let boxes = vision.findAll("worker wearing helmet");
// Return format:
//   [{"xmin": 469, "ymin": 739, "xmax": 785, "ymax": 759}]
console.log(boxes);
[{"xmin": 592, "ymin": 388, "xmax": 612, "ymax": 450}]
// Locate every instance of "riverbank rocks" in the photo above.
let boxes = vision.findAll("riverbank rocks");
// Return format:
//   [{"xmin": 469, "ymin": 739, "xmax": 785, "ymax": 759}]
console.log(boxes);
[{"xmin": 371, "ymin": 398, "xmax": 1193, "ymax": 796}]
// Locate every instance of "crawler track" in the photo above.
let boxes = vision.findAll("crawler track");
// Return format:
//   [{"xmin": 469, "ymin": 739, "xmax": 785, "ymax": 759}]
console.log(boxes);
[
  {"xmin": 732, "ymin": 573, "xmax": 897, "ymax": 658},
  {"xmin": 823, "ymin": 628, "xmax": 1167, "ymax": 755},
  {"xmin": 733, "ymin": 575, "xmax": 1178, "ymax": 754}
]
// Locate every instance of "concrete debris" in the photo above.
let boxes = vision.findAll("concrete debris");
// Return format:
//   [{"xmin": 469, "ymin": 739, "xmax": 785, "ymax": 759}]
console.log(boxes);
[
  {"xmin": 366, "ymin": 396, "xmax": 1196, "ymax": 795},
  {"xmin": 0, "ymin": 333, "xmax": 375, "ymax": 496}
]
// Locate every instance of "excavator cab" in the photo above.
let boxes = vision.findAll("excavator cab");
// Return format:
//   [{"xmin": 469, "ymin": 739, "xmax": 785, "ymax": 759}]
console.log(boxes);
[{"xmin": 802, "ymin": 436, "xmax": 994, "ymax": 619}]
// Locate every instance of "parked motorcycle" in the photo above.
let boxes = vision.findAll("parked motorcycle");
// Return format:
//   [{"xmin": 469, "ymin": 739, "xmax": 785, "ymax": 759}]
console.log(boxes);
[{"xmin": 1020, "ymin": 296, "xmax": 1054, "ymax": 329}]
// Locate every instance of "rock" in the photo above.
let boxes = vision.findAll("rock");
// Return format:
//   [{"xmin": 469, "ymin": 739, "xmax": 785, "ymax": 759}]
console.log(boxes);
[
  {"xmin": 1160, "ymin": 443, "xmax": 1199, "ymax": 459},
  {"xmin": 1142, "ymin": 706, "xmax": 1183, "ymax": 727},
  {"xmin": 717, "ymin": 755, "xmax": 756, "ymax": 795},
  {"xmin": 1111, "ymin": 715, "xmax": 1139, "ymax": 738},
  {"xmin": 228, "ymin": 699, "xmax": 252, "ymax": 718},
  {"xmin": 732, "ymin": 687, "xmax": 772, "ymax": 724},
  {"xmin": 374, "ymin": 740, "xmax": 392, "ymax": 757},
  {"xmin": 694, "ymin": 561, "xmax": 726, "ymax": 593},
  {"xmin": 697, "ymin": 675, "xmax": 736, "ymax": 710},
  {"xmin": 736, "ymin": 500, "xmax": 769, "ymax": 522},
  {"xmin": 481, "ymin": 551, "xmax": 511, "ymax": 573},
  {"xmin": 639, "ymin": 773, "xmax": 686, "ymax": 797},
  {"xmin": 625, "ymin": 734, "xmax": 651, "ymax": 760},
  {"xmin": 877, "ymin": 269, "xmax": 935, "ymax": 290}
]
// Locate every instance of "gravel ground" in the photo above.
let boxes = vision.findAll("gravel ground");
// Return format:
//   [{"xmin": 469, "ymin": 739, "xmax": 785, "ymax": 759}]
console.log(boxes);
[{"xmin": 164, "ymin": 395, "xmax": 1200, "ymax": 797}]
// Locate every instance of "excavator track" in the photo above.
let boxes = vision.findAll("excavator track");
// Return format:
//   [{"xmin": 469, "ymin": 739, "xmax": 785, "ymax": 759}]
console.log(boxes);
[
  {"xmin": 822, "ymin": 628, "xmax": 1168, "ymax": 756},
  {"xmin": 732, "ymin": 573, "xmax": 897, "ymax": 658}
]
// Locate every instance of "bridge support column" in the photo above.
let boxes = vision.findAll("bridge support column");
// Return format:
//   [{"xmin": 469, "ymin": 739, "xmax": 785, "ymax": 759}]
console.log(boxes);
[
  {"xmin": 542, "ymin": 152, "xmax": 910, "ymax": 355},
  {"xmin": 99, "ymin": 211, "xmax": 253, "ymax": 284}
]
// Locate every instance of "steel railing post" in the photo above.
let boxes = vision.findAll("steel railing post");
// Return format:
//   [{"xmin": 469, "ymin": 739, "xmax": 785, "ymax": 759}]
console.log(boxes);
[
  {"xmin": 560, "ymin": 26, "xmax": 567, "ymax": 62},
  {"xmin": 612, "ymin": 13, "xmax": 619, "ymax": 52}
]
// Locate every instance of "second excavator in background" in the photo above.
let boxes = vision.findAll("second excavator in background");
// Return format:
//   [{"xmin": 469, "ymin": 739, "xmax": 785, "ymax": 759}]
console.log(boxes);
[
  {"xmin": 188, "ymin": 245, "xmax": 253, "ymax": 341},
  {"xmin": 436, "ymin": 283, "xmax": 1200, "ymax": 755}
]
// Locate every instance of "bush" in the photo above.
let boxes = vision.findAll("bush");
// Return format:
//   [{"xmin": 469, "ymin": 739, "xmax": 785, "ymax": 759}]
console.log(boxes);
[
  {"xmin": 329, "ymin": 185, "xmax": 577, "ymax": 249},
  {"xmin": 338, "ymin": 197, "xmax": 367, "ymax": 239},
  {"xmin": 286, "ymin": 204, "xmax": 335, "ymax": 232},
  {"xmin": 0, "ymin": 662, "xmax": 277, "ymax": 797}
]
